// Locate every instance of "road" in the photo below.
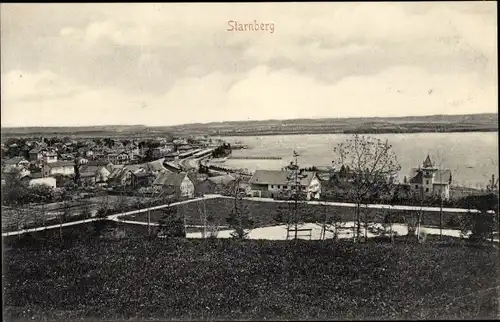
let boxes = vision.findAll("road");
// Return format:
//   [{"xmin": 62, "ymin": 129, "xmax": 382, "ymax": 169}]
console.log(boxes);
[
  {"xmin": 3, "ymin": 193, "xmax": 497, "ymax": 237},
  {"xmin": 2, "ymin": 195, "xmax": 220, "ymax": 237},
  {"xmin": 224, "ymin": 195, "xmax": 495, "ymax": 214},
  {"xmin": 1, "ymin": 195, "xmax": 155, "ymax": 231}
]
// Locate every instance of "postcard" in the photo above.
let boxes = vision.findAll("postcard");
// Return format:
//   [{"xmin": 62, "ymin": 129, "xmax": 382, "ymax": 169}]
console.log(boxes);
[{"xmin": 1, "ymin": 2, "xmax": 498, "ymax": 321}]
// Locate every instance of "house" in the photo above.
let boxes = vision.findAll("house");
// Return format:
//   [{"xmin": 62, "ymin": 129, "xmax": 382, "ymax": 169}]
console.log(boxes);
[
  {"xmin": 93, "ymin": 152, "xmax": 105, "ymax": 160},
  {"xmin": 248, "ymin": 170, "xmax": 322, "ymax": 200},
  {"xmin": 131, "ymin": 171, "xmax": 156, "ymax": 189},
  {"xmin": 151, "ymin": 146, "xmax": 174, "ymax": 159},
  {"xmin": 29, "ymin": 148, "xmax": 58, "ymax": 163},
  {"xmin": 29, "ymin": 147, "xmax": 44, "ymax": 161},
  {"xmin": 84, "ymin": 149, "xmax": 95, "ymax": 159},
  {"xmin": 42, "ymin": 161, "xmax": 75, "ymax": 177},
  {"xmin": 77, "ymin": 157, "xmax": 89, "ymax": 165},
  {"xmin": 107, "ymin": 151, "xmax": 130, "ymax": 165},
  {"xmin": 153, "ymin": 172, "xmax": 195, "ymax": 198},
  {"xmin": 107, "ymin": 167, "xmax": 132, "ymax": 189},
  {"xmin": 78, "ymin": 164, "xmax": 102, "ymax": 186},
  {"xmin": 3, "ymin": 157, "xmax": 30, "ymax": 168},
  {"xmin": 106, "ymin": 164, "xmax": 149, "ymax": 189},
  {"xmin": 79, "ymin": 162, "xmax": 112, "ymax": 184},
  {"xmin": 29, "ymin": 176, "xmax": 57, "ymax": 189},
  {"xmin": 173, "ymin": 138, "xmax": 188, "ymax": 146},
  {"xmin": 407, "ymin": 155, "xmax": 452, "ymax": 200},
  {"xmin": 53, "ymin": 142, "xmax": 68, "ymax": 151},
  {"xmin": 3, "ymin": 165, "xmax": 31, "ymax": 180},
  {"xmin": 106, "ymin": 153, "xmax": 118, "ymax": 163},
  {"xmin": 96, "ymin": 166, "xmax": 112, "ymax": 183}
]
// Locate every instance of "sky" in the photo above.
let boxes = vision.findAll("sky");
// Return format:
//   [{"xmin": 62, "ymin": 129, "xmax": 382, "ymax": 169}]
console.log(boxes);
[{"xmin": 1, "ymin": 2, "xmax": 497, "ymax": 127}]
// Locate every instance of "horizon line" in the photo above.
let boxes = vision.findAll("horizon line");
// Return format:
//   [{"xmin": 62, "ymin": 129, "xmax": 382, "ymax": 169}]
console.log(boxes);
[{"xmin": 1, "ymin": 112, "xmax": 497, "ymax": 129}]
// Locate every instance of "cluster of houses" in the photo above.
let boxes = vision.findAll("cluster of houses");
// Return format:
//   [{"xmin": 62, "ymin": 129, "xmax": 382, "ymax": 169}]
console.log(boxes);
[{"xmin": 1, "ymin": 136, "xmax": 226, "ymax": 196}]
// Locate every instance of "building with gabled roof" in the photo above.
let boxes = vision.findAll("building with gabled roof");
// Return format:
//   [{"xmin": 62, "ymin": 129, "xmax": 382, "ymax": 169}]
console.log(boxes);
[
  {"xmin": 248, "ymin": 169, "xmax": 321, "ymax": 200},
  {"xmin": 42, "ymin": 161, "xmax": 75, "ymax": 177},
  {"xmin": 153, "ymin": 172, "xmax": 195, "ymax": 198},
  {"xmin": 3, "ymin": 156, "xmax": 29, "ymax": 167},
  {"xmin": 407, "ymin": 154, "xmax": 452, "ymax": 200}
]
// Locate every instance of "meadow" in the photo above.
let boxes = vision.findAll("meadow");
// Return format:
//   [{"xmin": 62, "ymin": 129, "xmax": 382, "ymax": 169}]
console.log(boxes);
[
  {"xmin": 122, "ymin": 197, "xmax": 474, "ymax": 230},
  {"xmin": 3, "ymin": 223, "xmax": 499, "ymax": 321}
]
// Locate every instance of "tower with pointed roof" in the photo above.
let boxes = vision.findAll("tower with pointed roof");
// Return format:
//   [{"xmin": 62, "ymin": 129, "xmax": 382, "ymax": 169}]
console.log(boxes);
[
  {"xmin": 421, "ymin": 155, "xmax": 438, "ymax": 196},
  {"xmin": 408, "ymin": 154, "xmax": 452, "ymax": 200}
]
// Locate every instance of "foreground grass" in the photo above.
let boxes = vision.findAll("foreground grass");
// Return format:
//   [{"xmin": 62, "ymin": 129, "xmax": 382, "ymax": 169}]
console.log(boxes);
[
  {"xmin": 122, "ymin": 198, "xmax": 474, "ymax": 229},
  {"xmin": 3, "ymin": 226, "xmax": 499, "ymax": 321}
]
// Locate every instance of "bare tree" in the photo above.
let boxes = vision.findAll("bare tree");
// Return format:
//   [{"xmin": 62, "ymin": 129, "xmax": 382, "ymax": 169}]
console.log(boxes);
[
  {"xmin": 226, "ymin": 175, "xmax": 254, "ymax": 239},
  {"xmin": 283, "ymin": 151, "xmax": 310, "ymax": 240},
  {"xmin": 198, "ymin": 199, "xmax": 220, "ymax": 239},
  {"xmin": 59, "ymin": 191, "xmax": 72, "ymax": 241},
  {"xmin": 332, "ymin": 135, "xmax": 401, "ymax": 242}
]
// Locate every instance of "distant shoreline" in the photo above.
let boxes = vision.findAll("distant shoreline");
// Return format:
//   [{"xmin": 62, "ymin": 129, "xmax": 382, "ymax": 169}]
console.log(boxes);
[
  {"xmin": 1, "ymin": 128, "xmax": 497, "ymax": 140},
  {"xmin": 213, "ymin": 128, "xmax": 498, "ymax": 137},
  {"xmin": 1, "ymin": 113, "xmax": 497, "ymax": 138}
]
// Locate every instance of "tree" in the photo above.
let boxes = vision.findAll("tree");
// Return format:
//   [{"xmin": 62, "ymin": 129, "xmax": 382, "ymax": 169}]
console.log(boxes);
[
  {"xmin": 226, "ymin": 175, "xmax": 254, "ymax": 239},
  {"xmin": 144, "ymin": 148, "xmax": 154, "ymax": 162},
  {"xmin": 157, "ymin": 204, "xmax": 185, "ymax": 239},
  {"xmin": 198, "ymin": 199, "xmax": 220, "ymax": 238},
  {"xmin": 73, "ymin": 157, "xmax": 81, "ymax": 184},
  {"xmin": 58, "ymin": 191, "xmax": 72, "ymax": 241},
  {"xmin": 332, "ymin": 134, "xmax": 401, "ymax": 242}
]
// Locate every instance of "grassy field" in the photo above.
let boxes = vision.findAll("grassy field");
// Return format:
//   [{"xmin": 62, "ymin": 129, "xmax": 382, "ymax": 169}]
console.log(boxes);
[
  {"xmin": 121, "ymin": 198, "xmax": 479, "ymax": 230},
  {"xmin": 3, "ymin": 224, "xmax": 499, "ymax": 321},
  {"xmin": 1, "ymin": 195, "xmax": 154, "ymax": 232}
]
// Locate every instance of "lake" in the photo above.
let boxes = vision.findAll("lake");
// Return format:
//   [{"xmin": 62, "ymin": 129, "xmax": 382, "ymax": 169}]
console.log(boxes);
[{"xmin": 218, "ymin": 132, "xmax": 498, "ymax": 189}]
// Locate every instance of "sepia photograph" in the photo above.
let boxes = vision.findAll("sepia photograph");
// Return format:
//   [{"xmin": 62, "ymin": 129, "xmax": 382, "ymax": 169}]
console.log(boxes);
[{"xmin": 1, "ymin": 2, "xmax": 499, "ymax": 321}]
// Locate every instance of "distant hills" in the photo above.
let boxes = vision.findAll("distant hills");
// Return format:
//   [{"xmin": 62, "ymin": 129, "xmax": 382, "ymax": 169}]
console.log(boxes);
[{"xmin": 1, "ymin": 113, "xmax": 497, "ymax": 138}]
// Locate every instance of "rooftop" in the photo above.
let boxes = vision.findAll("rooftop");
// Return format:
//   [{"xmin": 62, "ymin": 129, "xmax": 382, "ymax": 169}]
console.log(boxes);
[{"xmin": 249, "ymin": 170, "xmax": 316, "ymax": 186}]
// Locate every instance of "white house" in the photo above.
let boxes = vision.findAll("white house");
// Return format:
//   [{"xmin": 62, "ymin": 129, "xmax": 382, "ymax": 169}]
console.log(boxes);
[
  {"xmin": 248, "ymin": 170, "xmax": 322, "ymax": 200},
  {"xmin": 43, "ymin": 161, "xmax": 75, "ymax": 177}
]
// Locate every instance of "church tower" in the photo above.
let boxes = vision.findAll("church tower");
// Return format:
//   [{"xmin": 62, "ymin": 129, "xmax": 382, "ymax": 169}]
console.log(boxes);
[{"xmin": 421, "ymin": 155, "xmax": 437, "ymax": 195}]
